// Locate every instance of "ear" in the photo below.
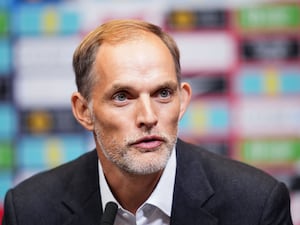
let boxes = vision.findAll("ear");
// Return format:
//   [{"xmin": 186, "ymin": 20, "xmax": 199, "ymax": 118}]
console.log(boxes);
[
  {"xmin": 71, "ymin": 92, "xmax": 94, "ymax": 131},
  {"xmin": 179, "ymin": 82, "xmax": 192, "ymax": 120}
]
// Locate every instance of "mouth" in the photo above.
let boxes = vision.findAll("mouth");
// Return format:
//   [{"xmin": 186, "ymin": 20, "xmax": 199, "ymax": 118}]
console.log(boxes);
[{"xmin": 130, "ymin": 135, "xmax": 164, "ymax": 151}]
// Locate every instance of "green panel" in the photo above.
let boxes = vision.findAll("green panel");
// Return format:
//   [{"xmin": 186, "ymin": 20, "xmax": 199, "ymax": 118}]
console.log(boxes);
[
  {"xmin": 242, "ymin": 140, "xmax": 300, "ymax": 163},
  {"xmin": 237, "ymin": 5, "xmax": 300, "ymax": 29},
  {"xmin": 0, "ymin": 10, "xmax": 9, "ymax": 35},
  {"xmin": 0, "ymin": 141, "xmax": 13, "ymax": 168}
]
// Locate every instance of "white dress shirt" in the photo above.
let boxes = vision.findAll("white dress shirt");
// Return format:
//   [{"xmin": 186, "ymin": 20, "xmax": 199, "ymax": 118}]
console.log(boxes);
[{"xmin": 98, "ymin": 147, "xmax": 177, "ymax": 225}]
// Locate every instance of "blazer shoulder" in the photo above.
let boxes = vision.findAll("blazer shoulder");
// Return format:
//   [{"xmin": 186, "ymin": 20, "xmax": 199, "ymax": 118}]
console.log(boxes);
[
  {"xmin": 10, "ymin": 150, "xmax": 98, "ymax": 200},
  {"xmin": 175, "ymin": 139, "xmax": 292, "ymax": 224},
  {"xmin": 176, "ymin": 139, "xmax": 279, "ymax": 190},
  {"xmin": 3, "ymin": 150, "xmax": 101, "ymax": 225}
]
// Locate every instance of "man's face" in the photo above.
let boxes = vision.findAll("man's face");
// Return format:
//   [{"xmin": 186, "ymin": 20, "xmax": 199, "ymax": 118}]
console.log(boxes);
[{"xmin": 89, "ymin": 33, "xmax": 189, "ymax": 175}]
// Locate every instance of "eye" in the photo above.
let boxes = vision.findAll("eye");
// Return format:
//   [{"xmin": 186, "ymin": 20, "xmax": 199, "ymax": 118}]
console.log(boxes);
[
  {"xmin": 158, "ymin": 89, "xmax": 172, "ymax": 99},
  {"xmin": 113, "ymin": 92, "xmax": 128, "ymax": 102}
]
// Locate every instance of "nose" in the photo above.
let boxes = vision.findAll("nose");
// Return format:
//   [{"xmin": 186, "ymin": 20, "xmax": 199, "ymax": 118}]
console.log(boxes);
[{"xmin": 136, "ymin": 96, "xmax": 158, "ymax": 129}]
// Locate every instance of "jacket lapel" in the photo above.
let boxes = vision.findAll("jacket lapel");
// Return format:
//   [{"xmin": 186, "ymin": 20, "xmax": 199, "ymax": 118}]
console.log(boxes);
[
  {"xmin": 61, "ymin": 190, "xmax": 102, "ymax": 225},
  {"xmin": 171, "ymin": 140, "xmax": 218, "ymax": 225},
  {"xmin": 60, "ymin": 150, "xmax": 103, "ymax": 225}
]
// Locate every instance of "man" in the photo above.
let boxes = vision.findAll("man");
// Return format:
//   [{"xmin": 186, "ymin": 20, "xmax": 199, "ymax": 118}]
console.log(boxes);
[{"xmin": 2, "ymin": 19, "xmax": 293, "ymax": 225}]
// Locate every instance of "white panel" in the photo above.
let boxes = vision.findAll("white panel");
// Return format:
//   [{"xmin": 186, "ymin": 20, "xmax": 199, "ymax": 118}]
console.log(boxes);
[
  {"xmin": 14, "ymin": 76, "xmax": 76, "ymax": 108},
  {"xmin": 235, "ymin": 98, "xmax": 300, "ymax": 137},
  {"xmin": 14, "ymin": 36, "xmax": 80, "ymax": 108},
  {"xmin": 14, "ymin": 36, "xmax": 81, "ymax": 78},
  {"xmin": 173, "ymin": 32, "xmax": 236, "ymax": 72}
]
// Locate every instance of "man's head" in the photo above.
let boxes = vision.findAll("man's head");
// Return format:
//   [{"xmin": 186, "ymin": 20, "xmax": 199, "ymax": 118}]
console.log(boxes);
[{"xmin": 71, "ymin": 19, "xmax": 191, "ymax": 175}]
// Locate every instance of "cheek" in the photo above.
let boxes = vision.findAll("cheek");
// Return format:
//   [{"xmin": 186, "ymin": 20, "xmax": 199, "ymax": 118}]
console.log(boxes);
[
  {"xmin": 95, "ymin": 118, "xmax": 119, "ymax": 133},
  {"xmin": 159, "ymin": 105, "xmax": 181, "ymax": 127},
  {"xmin": 93, "ymin": 108, "xmax": 131, "ymax": 134}
]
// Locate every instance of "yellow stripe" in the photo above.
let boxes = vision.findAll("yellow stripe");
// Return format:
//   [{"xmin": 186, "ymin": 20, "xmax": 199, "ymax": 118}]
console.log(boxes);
[
  {"xmin": 264, "ymin": 67, "xmax": 280, "ymax": 95},
  {"xmin": 45, "ymin": 138, "xmax": 63, "ymax": 167},
  {"xmin": 42, "ymin": 7, "xmax": 59, "ymax": 34}
]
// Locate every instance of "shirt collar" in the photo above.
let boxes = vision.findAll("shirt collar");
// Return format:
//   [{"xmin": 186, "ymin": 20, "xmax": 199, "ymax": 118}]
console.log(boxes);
[{"xmin": 99, "ymin": 146, "xmax": 177, "ymax": 217}]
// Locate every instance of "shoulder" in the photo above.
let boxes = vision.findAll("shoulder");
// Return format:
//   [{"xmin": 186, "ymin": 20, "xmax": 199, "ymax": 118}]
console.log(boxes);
[
  {"xmin": 175, "ymin": 139, "xmax": 293, "ymax": 224},
  {"xmin": 3, "ymin": 150, "xmax": 99, "ymax": 224},
  {"xmin": 176, "ymin": 139, "xmax": 280, "ymax": 193},
  {"xmin": 8, "ymin": 150, "xmax": 98, "ymax": 202}
]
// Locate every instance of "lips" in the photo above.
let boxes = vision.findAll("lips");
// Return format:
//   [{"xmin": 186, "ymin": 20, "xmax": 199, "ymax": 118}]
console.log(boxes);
[{"xmin": 131, "ymin": 136, "xmax": 164, "ymax": 151}]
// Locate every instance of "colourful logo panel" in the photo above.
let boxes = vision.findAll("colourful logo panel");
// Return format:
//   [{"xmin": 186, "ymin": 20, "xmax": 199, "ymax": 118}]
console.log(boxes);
[
  {"xmin": 165, "ymin": 9, "xmax": 228, "ymax": 30},
  {"xmin": 179, "ymin": 100, "xmax": 230, "ymax": 137},
  {"xmin": 17, "ymin": 134, "xmax": 88, "ymax": 169},
  {"xmin": 236, "ymin": 66, "xmax": 300, "ymax": 95},
  {"xmin": 13, "ymin": 5, "xmax": 80, "ymax": 35}
]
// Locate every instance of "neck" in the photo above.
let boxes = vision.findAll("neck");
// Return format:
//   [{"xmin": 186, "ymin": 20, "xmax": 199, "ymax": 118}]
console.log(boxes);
[
  {"xmin": 110, "ymin": 170, "xmax": 163, "ymax": 214},
  {"xmin": 98, "ymin": 151, "xmax": 163, "ymax": 214}
]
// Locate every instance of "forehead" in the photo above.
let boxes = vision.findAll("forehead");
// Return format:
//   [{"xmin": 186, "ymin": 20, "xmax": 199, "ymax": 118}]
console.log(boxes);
[{"xmin": 94, "ymin": 33, "xmax": 177, "ymax": 84}]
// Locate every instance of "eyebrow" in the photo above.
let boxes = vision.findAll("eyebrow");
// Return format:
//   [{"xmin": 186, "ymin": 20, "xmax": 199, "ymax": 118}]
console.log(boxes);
[
  {"xmin": 155, "ymin": 81, "xmax": 179, "ymax": 91},
  {"xmin": 110, "ymin": 80, "xmax": 179, "ymax": 93}
]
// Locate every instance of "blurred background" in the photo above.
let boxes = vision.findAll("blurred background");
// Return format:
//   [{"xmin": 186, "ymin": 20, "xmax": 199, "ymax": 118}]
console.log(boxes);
[{"xmin": 0, "ymin": 0, "xmax": 299, "ymax": 223}]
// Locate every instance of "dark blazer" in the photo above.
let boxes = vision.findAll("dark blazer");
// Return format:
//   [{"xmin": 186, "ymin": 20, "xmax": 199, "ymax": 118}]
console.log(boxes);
[{"xmin": 2, "ymin": 139, "xmax": 293, "ymax": 225}]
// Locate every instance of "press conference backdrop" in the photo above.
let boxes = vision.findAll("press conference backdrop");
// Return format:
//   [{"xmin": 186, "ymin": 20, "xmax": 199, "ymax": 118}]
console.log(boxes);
[{"xmin": 0, "ymin": 0, "xmax": 300, "ymax": 223}]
